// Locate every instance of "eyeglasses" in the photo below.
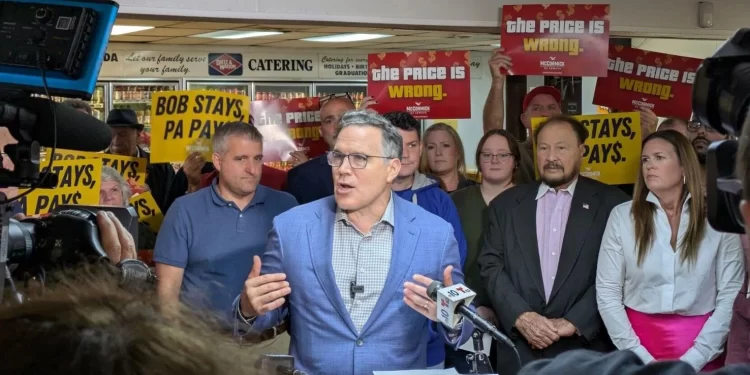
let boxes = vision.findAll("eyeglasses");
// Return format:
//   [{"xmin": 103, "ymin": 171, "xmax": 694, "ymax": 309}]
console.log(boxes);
[
  {"xmin": 320, "ymin": 93, "xmax": 353, "ymax": 107},
  {"xmin": 480, "ymin": 152, "xmax": 514, "ymax": 163},
  {"xmin": 326, "ymin": 151, "xmax": 393, "ymax": 169},
  {"xmin": 688, "ymin": 121, "xmax": 718, "ymax": 133}
]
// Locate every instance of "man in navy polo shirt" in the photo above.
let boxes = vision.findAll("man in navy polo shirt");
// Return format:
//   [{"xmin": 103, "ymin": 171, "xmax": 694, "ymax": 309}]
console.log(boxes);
[{"xmin": 154, "ymin": 121, "xmax": 297, "ymax": 325}]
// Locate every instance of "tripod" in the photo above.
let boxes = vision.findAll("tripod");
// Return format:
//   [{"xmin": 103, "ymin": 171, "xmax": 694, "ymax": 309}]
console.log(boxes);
[{"xmin": 466, "ymin": 328, "xmax": 494, "ymax": 374}]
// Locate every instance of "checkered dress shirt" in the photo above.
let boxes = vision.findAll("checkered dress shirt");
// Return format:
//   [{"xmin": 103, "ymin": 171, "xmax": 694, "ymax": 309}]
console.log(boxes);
[{"xmin": 331, "ymin": 194, "xmax": 395, "ymax": 333}]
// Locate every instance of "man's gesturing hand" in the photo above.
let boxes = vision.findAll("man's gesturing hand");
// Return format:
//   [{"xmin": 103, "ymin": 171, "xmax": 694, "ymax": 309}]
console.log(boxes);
[
  {"xmin": 515, "ymin": 312, "xmax": 559, "ymax": 349},
  {"xmin": 239, "ymin": 256, "xmax": 291, "ymax": 318}
]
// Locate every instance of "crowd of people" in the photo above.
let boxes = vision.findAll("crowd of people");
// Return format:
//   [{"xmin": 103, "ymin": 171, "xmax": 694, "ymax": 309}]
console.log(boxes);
[{"xmin": 1, "ymin": 46, "xmax": 749, "ymax": 375}]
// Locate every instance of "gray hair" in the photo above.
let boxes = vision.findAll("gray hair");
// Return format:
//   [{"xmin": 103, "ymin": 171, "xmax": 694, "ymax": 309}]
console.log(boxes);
[
  {"xmin": 62, "ymin": 99, "xmax": 92, "ymax": 115},
  {"xmin": 101, "ymin": 166, "xmax": 132, "ymax": 203},
  {"xmin": 212, "ymin": 121, "xmax": 263, "ymax": 155},
  {"xmin": 335, "ymin": 110, "xmax": 403, "ymax": 160}
]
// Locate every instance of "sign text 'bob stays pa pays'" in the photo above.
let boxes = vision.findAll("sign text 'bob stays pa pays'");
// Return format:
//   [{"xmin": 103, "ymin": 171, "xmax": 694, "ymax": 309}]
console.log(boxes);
[{"xmin": 149, "ymin": 90, "xmax": 251, "ymax": 163}]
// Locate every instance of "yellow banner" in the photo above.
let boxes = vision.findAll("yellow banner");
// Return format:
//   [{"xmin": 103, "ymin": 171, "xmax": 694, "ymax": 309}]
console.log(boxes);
[
  {"xmin": 98, "ymin": 154, "xmax": 148, "ymax": 185},
  {"xmin": 41, "ymin": 149, "xmax": 148, "ymax": 186},
  {"xmin": 129, "ymin": 191, "xmax": 164, "ymax": 232},
  {"xmin": 149, "ymin": 90, "xmax": 251, "ymax": 163},
  {"xmin": 531, "ymin": 112, "xmax": 642, "ymax": 185},
  {"xmin": 18, "ymin": 159, "xmax": 102, "ymax": 216}
]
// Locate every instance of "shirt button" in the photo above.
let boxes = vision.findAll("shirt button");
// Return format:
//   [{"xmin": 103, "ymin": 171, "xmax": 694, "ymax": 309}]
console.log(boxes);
[
  {"xmin": 239, "ymin": 214, "xmax": 243, "ymax": 217},
  {"xmin": 356, "ymin": 339, "xmax": 364, "ymax": 347},
  {"xmin": 552, "ymin": 252, "xmax": 556, "ymax": 256},
  {"xmin": 552, "ymin": 228, "xmax": 557, "ymax": 232},
  {"xmin": 360, "ymin": 268, "xmax": 365, "ymax": 272}
]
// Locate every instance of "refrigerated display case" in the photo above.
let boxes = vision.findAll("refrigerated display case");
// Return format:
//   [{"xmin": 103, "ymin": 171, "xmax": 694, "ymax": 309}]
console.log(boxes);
[
  {"xmin": 187, "ymin": 81, "xmax": 250, "ymax": 97},
  {"xmin": 31, "ymin": 84, "xmax": 108, "ymax": 121},
  {"xmin": 313, "ymin": 82, "xmax": 367, "ymax": 108},
  {"xmin": 252, "ymin": 82, "xmax": 312, "ymax": 101},
  {"xmin": 110, "ymin": 81, "xmax": 180, "ymax": 152}
]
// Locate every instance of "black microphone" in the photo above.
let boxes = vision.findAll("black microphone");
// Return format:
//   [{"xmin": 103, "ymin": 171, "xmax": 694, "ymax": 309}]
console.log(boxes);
[
  {"xmin": 427, "ymin": 281, "xmax": 515, "ymax": 348},
  {"xmin": 2, "ymin": 97, "xmax": 112, "ymax": 151}
]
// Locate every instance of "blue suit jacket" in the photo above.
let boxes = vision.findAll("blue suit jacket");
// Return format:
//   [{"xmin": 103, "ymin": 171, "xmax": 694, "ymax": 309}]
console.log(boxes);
[{"xmin": 235, "ymin": 195, "xmax": 473, "ymax": 375}]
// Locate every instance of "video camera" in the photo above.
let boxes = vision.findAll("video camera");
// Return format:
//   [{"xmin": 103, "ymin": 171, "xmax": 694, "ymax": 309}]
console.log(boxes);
[
  {"xmin": 0, "ymin": 0, "xmax": 155, "ymax": 303},
  {"xmin": 693, "ymin": 28, "xmax": 750, "ymax": 234}
]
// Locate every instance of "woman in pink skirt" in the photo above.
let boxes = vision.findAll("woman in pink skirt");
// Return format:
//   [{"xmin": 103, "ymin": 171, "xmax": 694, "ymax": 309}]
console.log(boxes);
[{"xmin": 596, "ymin": 130, "xmax": 745, "ymax": 371}]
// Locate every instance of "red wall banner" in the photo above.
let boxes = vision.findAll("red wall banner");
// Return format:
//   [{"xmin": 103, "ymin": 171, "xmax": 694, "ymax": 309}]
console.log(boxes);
[
  {"xmin": 367, "ymin": 51, "xmax": 471, "ymax": 119},
  {"xmin": 252, "ymin": 97, "xmax": 326, "ymax": 170},
  {"xmin": 593, "ymin": 45, "xmax": 703, "ymax": 119},
  {"xmin": 500, "ymin": 4, "xmax": 610, "ymax": 77}
]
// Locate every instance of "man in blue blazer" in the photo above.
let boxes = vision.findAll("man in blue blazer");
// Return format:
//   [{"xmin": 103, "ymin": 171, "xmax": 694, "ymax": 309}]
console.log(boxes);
[{"xmin": 234, "ymin": 110, "xmax": 473, "ymax": 374}]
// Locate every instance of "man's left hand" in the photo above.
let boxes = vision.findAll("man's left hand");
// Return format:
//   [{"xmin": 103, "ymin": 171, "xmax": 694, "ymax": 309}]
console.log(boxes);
[
  {"xmin": 550, "ymin": 318, "xmax": 577, "ymax": 337},
  {"xmin": 403, "ymin": 265, "xmax": 453, "ymax": 322}
]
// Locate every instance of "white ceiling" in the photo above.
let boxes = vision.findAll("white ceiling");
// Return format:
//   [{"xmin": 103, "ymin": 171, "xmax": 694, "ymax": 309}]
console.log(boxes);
[{"xmin": 111, "ymin": 16, "xmax": 500, "ymax": 51}]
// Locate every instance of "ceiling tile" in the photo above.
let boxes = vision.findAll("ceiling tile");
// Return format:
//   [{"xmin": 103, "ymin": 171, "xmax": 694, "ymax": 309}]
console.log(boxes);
[
  {"xmin": 229, "ymin": 30, "xmax": 331, "ymax": 40},
  {"xmin": 384, "ymin": 29, "xmax": 433, "ymax": 36},
  {"xmin": 166, "ymin": 22, "xmax": 252, "ymax": 29},
  {"xmin": 253, "ymin": 23, "xmax": 322, "ymax": 30},
  {"xmin": 114, "ymin": 19, "xmax": 183, "ymax": 27},
  {"xmin": 373, "ymin": 35, "xmax": 444, "ymax": 43},
  {"xmin": 201, "ymin": 39, "xmax": 289, "ymax": 46},
  {"xmin": 303, "ymin": 26, "xmax": 384, "ymax": 33},
  {"xmin": 147, "ymin": 37, "xmax": 212, "ymax": 45},
  {"xmin": 134, "ymin": 28, "xmax": 213, "ymax": 37},
  {"xmin": 109, "ymin": 35, "xmax": 172, "ymax": 42}
]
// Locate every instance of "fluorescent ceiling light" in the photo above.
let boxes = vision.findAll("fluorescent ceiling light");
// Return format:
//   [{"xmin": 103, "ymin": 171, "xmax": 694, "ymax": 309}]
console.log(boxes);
[
  {"xmin": 491, "ymin": 43, "xmax": 501, "ymax": 47},
  {"xmin": 301, "ymin": 33, "xmax": 393, "ymax": 43},
  {"xmin": 111, "ymin": 25, "xmax": 154, "ymax": 36},
  {"xmin": 191, "ymin": 30, "xmax": 283, "ymax": 39}
]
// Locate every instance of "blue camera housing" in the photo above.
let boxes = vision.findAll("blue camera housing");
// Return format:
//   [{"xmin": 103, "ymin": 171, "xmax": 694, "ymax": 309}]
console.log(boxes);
[{"xmin": 0, "ymin": 0, "xmax": 119, "ymax": 100}]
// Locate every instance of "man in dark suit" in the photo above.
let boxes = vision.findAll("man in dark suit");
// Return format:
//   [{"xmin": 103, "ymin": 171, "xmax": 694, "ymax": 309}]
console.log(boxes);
[
  {"xmin": 105, "ymin": 109, "xmax": 175, "ymax": 212},
  {"xmin": 478, "ymin": 115, "xmax": 629, "ymax": 375},
  {"xmin": 284, "ymin": 95, "xmax": 354, "ymax": 204}
]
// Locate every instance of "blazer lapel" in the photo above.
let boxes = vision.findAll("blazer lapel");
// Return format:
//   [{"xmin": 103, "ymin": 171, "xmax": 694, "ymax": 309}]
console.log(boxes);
[
  {"xmin": 549, "ymin": 178, "xmax": 598, "ymax": 301},
  {"xmin": 514, "ymin": 187, "xmax": 546, "ymax": 302},
  {"xmin": 361, "ymin": 198, "xmax": 419, "ymax": 334},
  {"xmin": 308, "ymin": 197, "xmax": 357, "ymax": 335}
]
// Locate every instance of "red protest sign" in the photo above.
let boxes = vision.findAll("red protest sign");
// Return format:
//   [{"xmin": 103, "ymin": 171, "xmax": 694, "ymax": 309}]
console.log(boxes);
[
  {"xmin": 593, "ymin": 45, "xmax": 702, "ymax": 119},
  {"xmin": 500, "ymin": 4, "xmax": 610, "ymax": 77},
  {"xmin": 368, "ymin": 51, "xmax": 471, "ymax": 119},
  {"xmin": 252, "ymin": 97, "xmax": 326, "ymax": 170}
]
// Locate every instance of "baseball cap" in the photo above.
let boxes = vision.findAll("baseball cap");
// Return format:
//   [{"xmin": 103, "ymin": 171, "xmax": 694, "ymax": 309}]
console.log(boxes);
[{"xmin": 522, "ymin": 86, "xmax": 562, "ymax": 112}]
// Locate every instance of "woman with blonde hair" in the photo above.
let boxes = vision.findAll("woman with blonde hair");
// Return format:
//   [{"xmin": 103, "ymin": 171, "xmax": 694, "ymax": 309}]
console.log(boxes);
[
  {"xmin": 421, "ymin": 122, "xmax": 476, "ymax": 193},
  {"xmin": 596, "ymin": 130, "xmax": 744, "ymax": 371}
]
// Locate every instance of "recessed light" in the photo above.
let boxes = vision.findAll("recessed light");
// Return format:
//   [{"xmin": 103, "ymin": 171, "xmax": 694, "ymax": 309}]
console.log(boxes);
[
  {"xmin": 191, "ymin": 30, "xmax": 284, "ymax": 39},
  {"xmin": 111, "ymin": 25, "xmax": 154, "ymax": 36},
  {"xmin": 301, "ymin": 33, "xmax": 393, "ymax": 43}
]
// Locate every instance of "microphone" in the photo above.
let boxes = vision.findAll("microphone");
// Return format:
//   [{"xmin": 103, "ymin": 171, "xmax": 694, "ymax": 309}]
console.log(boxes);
[
  {"xmin": 1, "ymin": 96, "xmax": 112, "ymax": 151},
  {"xmin": 427, "ymin": 281, "xmax": 515, "ymax": 348}
]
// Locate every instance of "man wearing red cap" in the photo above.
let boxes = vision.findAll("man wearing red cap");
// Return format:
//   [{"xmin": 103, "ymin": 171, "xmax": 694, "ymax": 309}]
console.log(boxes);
[{"xmin": 482, "ymin": 48, "xmax": 658, "ymax": 183}]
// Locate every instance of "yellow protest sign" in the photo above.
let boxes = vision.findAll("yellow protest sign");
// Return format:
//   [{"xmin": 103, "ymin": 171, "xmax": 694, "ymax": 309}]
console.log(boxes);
[
  {"xmin": 41, "ymin": 149, "xmax": 148, "ymax": 186},
  {"xmin": 98, "ymin": 154, "xmax": 148, "ymax": 185},
  {"xmin": 18, "ymin": 159, "xmax": 102, "ymax": 216},
  {"xmin": 41, "ymin": 148, "xmax": 90, "ymax": 162},
  {"xmin": 531, "ymin": 112, "xmax": 642, "ymax": 185},
  {"xmin": 149, "ymin": 90, "xmax": 251, "ymax": 163},
  {"xmin": 129, "ymin": 191, "xmax": 163, "ymax": 232}
]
